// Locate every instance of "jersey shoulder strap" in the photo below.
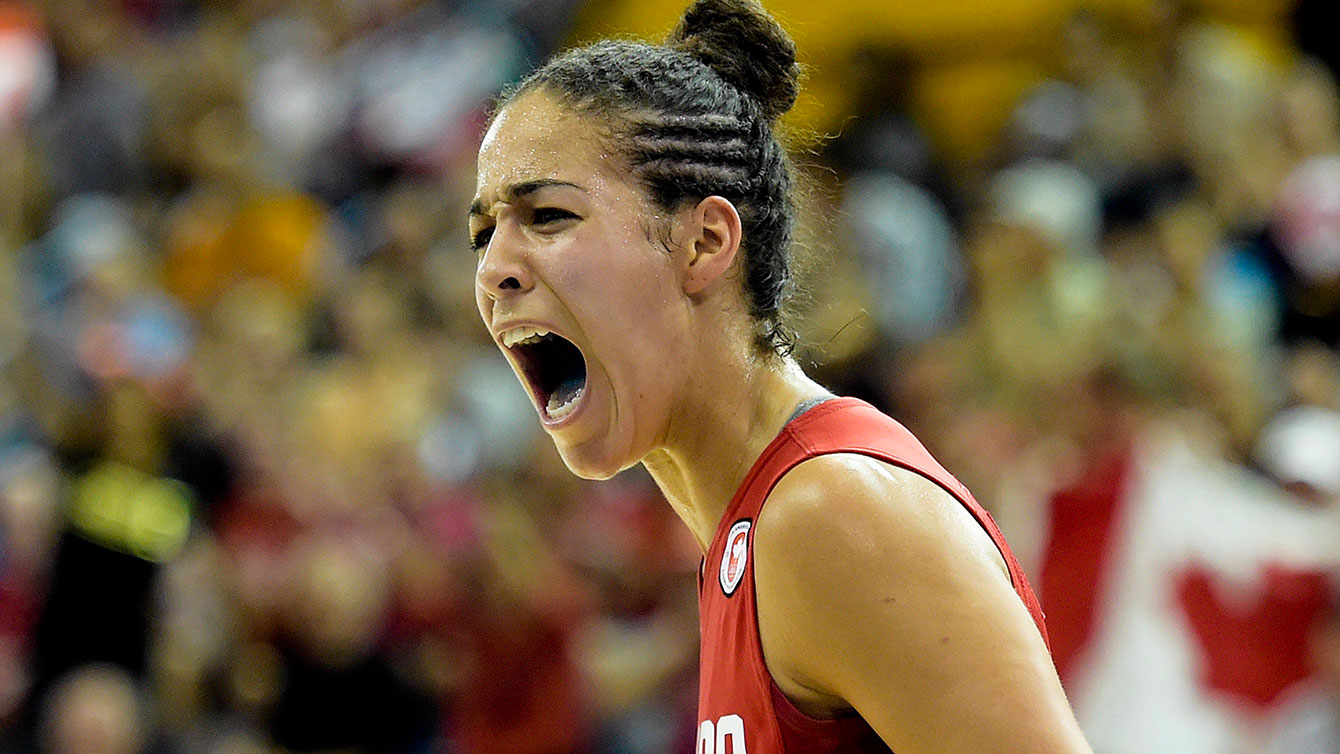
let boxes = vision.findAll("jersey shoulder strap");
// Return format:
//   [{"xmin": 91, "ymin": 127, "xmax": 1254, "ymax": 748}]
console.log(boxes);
[{"xmin": 726, "ymin": 397, "xmax": 1050, "ymax": 646}]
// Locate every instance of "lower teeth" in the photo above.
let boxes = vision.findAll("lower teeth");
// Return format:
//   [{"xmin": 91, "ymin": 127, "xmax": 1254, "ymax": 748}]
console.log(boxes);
[{"xmin": 546, "ymin": 388, "xmax": 582, "ymax": 419}]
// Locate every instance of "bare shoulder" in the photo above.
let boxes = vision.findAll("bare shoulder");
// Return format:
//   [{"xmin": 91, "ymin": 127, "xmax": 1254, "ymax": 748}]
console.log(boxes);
[
  {"xmin": 755, "ymin": 452, "xmax": 1010, "ymax": 592},
  {"xmin": 753, "ymin": 453, "xmax": 1091, "ymax": 753}
]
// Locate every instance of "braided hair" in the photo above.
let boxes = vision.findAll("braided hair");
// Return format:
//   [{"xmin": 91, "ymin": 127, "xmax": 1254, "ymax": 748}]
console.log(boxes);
[{"xmin": 499, "ymin": 0, "xmax": 802, "ymax": 354}]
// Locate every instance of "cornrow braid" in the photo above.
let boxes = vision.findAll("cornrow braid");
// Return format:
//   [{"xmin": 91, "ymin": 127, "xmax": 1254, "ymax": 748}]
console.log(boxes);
[
  {"xmin": 628, "ymin": 110, "xmax": 795, "ymax": 348},
  {"xmin": 496, "ymin": 0, "xmax": 801, "ymax": 354}
]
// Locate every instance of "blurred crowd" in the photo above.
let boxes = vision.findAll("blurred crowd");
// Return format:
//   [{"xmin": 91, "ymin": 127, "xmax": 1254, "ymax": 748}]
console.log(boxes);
[{"xmin": 0, "ymin": 1, "xmax": 1338, "ymax": 754}]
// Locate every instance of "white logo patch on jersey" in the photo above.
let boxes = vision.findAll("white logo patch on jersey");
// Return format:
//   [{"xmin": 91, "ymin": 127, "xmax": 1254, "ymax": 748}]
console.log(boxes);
[{"xmin": 719, "ymin": 519, "xmax": 751, "ymax": 596}]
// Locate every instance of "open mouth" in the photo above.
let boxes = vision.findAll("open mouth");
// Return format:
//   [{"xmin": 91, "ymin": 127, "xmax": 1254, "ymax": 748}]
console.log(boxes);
[{"xmin": 502, "ymin": 327, "xmax": 588, "ymax": 421}]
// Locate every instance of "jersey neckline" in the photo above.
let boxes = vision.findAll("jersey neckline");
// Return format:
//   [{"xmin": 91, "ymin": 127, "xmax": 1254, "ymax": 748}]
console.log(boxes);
[{"xmin": 707, "ymin": 396, "xmax": 866, "ymax": 558}]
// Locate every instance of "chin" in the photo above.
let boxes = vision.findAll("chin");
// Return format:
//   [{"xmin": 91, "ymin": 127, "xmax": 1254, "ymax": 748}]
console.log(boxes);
[{"xmin": 552, "ymin": 436, "xmax": 636, "ymax": 481}]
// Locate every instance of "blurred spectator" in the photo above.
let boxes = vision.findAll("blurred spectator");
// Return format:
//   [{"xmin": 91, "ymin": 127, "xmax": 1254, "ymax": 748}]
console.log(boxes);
[
  {"xmin": 1291, "ymin": 0, "xmax": 1340, "ymax": 86},
  {"xmin": 39, "ymin": 664, "xmax": 144, "ymax": 754},
  {"xmin": 1254, "ymin": 404, "xmax": 1340, "ymax": 502},
  {"xmin": 266, "ymin": 533, "xmax": 435, "ymax": 754},
  {"xmin": 0, "ymin": 446, "xmax": 59, "ymax": 728},
  {"xmin": 839, "ymin": 171, "xmax": 962, "ymax": 346},
  {"xmin": 1270, "ymin": 155, "xmax": 1340, "ymax": 346},
  {"xmin": 35, "ymin": 2, "xmax": 151, "ymax": 199},
  {"xmin": 824, "ymin": 46, "xmax": 939, "ymax": 190},
  {"xmin": 1, "ymin": 1, "xmax": 1337, "ymax": 754}
]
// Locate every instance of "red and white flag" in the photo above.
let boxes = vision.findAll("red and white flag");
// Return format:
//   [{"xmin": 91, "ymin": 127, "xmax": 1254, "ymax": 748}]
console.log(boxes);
[{"xmin": 1000, "ymin": 421, "xmax": 1339, "ymax": 754}]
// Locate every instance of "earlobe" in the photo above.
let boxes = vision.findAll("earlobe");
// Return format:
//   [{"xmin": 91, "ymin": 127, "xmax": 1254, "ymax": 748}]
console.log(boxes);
[{"xmin": 683, "ymin": 196, "xmax": 742, "ymax": 297}]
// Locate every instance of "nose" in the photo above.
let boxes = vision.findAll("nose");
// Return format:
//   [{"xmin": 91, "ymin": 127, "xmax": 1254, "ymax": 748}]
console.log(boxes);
[{"xmin": 475, "ymin": 225, "xmax": 533, "ymax": 301}]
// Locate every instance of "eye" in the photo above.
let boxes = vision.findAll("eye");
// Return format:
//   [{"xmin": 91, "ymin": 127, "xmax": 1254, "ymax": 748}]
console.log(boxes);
[
  {"xmin": 470, "ymin": 225, "xmax": 494, "ymax": 252},
  {"xmin": 532, "ymin": 207, "xmax": 579, "ymax": 227}
]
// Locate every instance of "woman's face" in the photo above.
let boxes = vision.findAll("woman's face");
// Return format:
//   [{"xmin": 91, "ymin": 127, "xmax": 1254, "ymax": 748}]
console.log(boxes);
[{"xmin": 470, "ymin": 91, "xmax": 693, "ymax": 479}]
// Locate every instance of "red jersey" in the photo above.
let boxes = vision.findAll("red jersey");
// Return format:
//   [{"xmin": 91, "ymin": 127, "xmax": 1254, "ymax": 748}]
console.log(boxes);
[{"xmin": 697, "ymin": 397, "xmax": 1049, "ymax": 754}]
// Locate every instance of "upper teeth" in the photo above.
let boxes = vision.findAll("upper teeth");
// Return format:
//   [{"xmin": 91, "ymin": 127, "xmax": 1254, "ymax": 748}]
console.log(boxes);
[{"xmin": 502, "ymin": 326, "xmax": 550, "ymax": 348}]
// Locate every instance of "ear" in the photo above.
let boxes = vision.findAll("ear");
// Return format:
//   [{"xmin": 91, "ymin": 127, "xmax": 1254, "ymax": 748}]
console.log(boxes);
[{"xmin": 680, "ymin": 196, "xmax": 742, "ymax": 297}]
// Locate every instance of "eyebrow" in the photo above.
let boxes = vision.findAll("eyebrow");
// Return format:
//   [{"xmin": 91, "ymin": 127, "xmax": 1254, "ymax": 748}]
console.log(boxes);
[{"xmin": 469, "ymin": 179, "xmax": 584, "ymax": 217}]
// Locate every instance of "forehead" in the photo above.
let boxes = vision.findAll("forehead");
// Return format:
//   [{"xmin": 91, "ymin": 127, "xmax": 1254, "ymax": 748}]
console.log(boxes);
[{"xmin": 475, "ymin": 91, "xmax": 622, "ymax": 201}]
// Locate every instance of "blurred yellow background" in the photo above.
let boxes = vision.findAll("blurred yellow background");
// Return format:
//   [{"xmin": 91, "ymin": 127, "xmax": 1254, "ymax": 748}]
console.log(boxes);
[{"xmin": 575, "ymin": 0, "xmax": 1295, "ymax": 161}]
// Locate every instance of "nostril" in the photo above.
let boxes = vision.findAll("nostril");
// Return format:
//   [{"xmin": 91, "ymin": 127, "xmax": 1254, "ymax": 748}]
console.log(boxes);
[{"xmin": 500, "ymin": 276, "xmax": 521, "ymax": 290}]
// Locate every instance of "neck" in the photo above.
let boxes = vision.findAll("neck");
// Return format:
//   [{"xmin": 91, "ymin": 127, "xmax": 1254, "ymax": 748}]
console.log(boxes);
[{"xmin": 642, "ymin": 347, "xmax": 829, "ymax": 552}]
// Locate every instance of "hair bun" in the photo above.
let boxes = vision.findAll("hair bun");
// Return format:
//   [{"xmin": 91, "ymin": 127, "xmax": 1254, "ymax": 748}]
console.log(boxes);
[{"xmin": 667, "ymin": 0, "xmax": 800, "ymax": 122}]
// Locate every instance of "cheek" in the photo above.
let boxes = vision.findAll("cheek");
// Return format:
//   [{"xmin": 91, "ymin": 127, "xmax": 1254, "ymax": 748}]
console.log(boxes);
[
  {"xmin": 474, "ymin": 274, "xmax": 492, "ymax": 322},
  {"xmin": 560, "ymin": 245, "xmax": 678, "ymax": 337},
  {"xmin": 584, "ymin": 267, "xmax": 686, "ymax": 409}
]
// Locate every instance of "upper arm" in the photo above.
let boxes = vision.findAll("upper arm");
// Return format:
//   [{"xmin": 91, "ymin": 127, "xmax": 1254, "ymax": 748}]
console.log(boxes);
[{"xmin": 753, "ymin": 453, "xmax": 1092, "ymax": 754}]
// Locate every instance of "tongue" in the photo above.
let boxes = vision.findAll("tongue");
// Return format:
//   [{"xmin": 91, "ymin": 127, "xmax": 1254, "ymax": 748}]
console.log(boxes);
[{"xmin": 546, "ymin": 376, "xmax": 585, "ymax": 416}]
